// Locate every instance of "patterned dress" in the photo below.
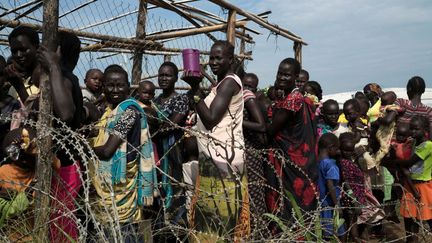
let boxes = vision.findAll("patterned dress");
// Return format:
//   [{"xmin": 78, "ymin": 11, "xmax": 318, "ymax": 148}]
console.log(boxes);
[
  {"xmin": 91, "ymin": 99, "xmax": 157, "ymax": 223},
  {"xmin": 266, "ymin": 89, "xmax": 318, "ymax": 219},
  {"xmin": 243, "ymin": 90, "xmax": 268, "ymax": 234},
  {"xmin": 340, "ymin": 158, "xmax": 384, "ymax": 224},
  {"xmin": 154, "ymin": 93, "xmax": 189, "ymax": 211}
]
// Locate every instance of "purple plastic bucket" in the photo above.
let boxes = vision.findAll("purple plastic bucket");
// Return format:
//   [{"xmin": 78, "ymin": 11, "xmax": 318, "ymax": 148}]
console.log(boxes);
[{"xmin": 182, "ymin": 48, "xmax": 200, "ymax": 77}]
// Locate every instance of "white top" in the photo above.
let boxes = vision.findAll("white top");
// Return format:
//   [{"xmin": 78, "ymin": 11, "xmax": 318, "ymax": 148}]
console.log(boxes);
[{"xmin": 194, "ymin": 74, "xmax": 245, "ymax": 175}]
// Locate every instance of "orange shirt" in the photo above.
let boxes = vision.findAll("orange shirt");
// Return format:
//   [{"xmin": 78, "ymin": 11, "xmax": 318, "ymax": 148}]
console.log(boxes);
[{"xmin": 0, "ymin": 164, "xmax": 34, "ymax": 193}]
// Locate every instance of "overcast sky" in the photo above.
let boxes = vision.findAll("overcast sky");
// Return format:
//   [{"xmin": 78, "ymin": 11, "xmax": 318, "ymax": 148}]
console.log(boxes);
[{"xmin": 237, "ymin": 0, "xmax": 432, "ymax": 94}]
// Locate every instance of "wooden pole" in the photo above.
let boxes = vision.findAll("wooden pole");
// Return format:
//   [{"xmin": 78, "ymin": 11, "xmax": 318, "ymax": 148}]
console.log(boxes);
[
  {"xmin": 0, "ymin": 0, "xmax": 41, "ymax": 18},
  {"xmin": 146, "ymin": 21, "xmax": 246, "ymax": 41},
  {"xmin": 147, "ymin": 0, "xmax": 218, "ymax": 42},
  {"xmin": 0, "ymin": 18, "xmax": 162, "ymax": 48},
  {"xmin": 0, "ymin": 2, "xmax": 43, "ymax": 31},
  {"xmin": 208, "ymin": 0, "xmax": 307, "ymax": 45},
  {"xmin": 79, "ymin": 42, "xmax": 253, "ymax": 60},
  {"xmin": 59, "ymin": 0, "xmax": 96, "ymax": 18},
  {"xmin": 239, "ymin": 28, "xmax": 246, "ymax": 68},
  {"xmin": 0, "ymin": 5, "xmax": 42, "ymax": 23},
  {"xmin": 175, "ymin": 10, "xmax": 254, "ymax": 43},
  {"xmin": 294, "ymin": 42, "xmax": 302, "ymax": 65},
  {"xmin": 176, "ymin": 3, "xmax": 263, "ymax": 35},
  {"xmin": 34, "ymin": 0, "xmax": 58, "ymax": 241},
  {"xmin": 132, "ymin": 0, "xmax": 147, "ymax": 85},
  {"xmin": 226, "ymin": 9, "xmax": 236, "ymax": 46}
]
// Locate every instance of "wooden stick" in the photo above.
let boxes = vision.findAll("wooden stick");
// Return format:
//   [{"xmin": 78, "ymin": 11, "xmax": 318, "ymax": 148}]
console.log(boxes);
[
  {"xmin": 81, "ymin": 48, "xmax": 181, "ymax": 56},
  {"xmin": 34, "ymin": 0, "xmax": 57, "ymax": 241},
  {"xmin": 146, "ymin": 21, "xmax": 246, "ymax": 41},
  {"xmin": 0, "ymin": 2, "xmax": 43, "ymax": 31},
  {"xmin": 208, "ymin": 0, "xmax": 307, "ymax": 45},
  {"xmin": 176, "ymin": 2, "xmax": 225, "ymax": 23},
  {"xmin": 148, "ymin": 0, "xmax": 218, "ymax": 42},
  {"xmin": 0, "ymin": 17, "xmax": 162, "ymax": 48},
  {"xmin": 0, "ymin": 5, "xmax": 42, "ymax": 23},
  {"xmin": 79, "ymin": 42, "xmax": 253, "ymax": 60},
  {"xmin": 240, "ymin": 28, "xmax": 246, "ymax": 69},
  {"xmin": 176, "ymin": 3, "xmax": 262, "ymax": 35},
  {"xmin": 227, "ymin": 9, "xmax": 236, "ymax": 46},
  {"xmin": 148, "ymin": 0, "xmax": 198, "ymax": 10},
  {"xmin": 238, "ymin": 11, "xmax": 271, "ymax": 22},
  {"xmin": 59, "ymin": 0, "xmax": 96, "ymax": 18},
  {"xmin": 174, "ymin": 10, "xmax": 254, "ymax": 43},
  {"xmin": 294, "ymin": 42, "xmax": 302, "ymax": 65},
  {"xmin": 132, "ymin": 0, "xmax": 147, "ymax": 85},
  {"xmin": 147, "ymin": 25, "xmax": 196, "ymax": 35},
  {"xmin": 0, "ymin": 0, "xmax": 41, "ymax": 18}
]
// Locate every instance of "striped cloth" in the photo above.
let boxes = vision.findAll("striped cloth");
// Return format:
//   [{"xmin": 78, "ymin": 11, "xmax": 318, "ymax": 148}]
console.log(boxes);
[
  {"xmin": 91, "ymin": 98, "xmax": 158, "ymax": 224},
  {"xmin": 396, "ymin": 98, "xmax": 432, "ymax": 138},
  {"xmin": 243, "ymin": 89, "xmax": 256, "ymax": 102}
]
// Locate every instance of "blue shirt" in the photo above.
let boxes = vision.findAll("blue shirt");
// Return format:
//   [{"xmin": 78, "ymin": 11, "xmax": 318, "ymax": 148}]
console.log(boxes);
[{"xmin": 318, "ymin": 158, "xmax": 341, "ymax": 207}]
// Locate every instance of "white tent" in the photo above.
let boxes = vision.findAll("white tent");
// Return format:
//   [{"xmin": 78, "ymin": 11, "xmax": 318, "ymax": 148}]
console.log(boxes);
[{"xmin": 322, "ymin": 88, "xmax": 432, "ymax": 107}]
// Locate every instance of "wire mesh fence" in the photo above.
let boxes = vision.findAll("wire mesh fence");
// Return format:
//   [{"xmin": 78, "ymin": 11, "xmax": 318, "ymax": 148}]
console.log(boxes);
[{"xmin": 1, "ymin": 0, "xmax": 254, "ymax": 91}]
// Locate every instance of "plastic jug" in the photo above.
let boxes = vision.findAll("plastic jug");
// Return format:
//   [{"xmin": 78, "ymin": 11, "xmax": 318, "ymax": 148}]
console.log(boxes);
[{"xmin": 182, "ymin": 48, "xmax": 201, "ymax": 77}]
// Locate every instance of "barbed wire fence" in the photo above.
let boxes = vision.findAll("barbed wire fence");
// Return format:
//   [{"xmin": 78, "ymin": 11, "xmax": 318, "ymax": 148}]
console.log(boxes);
[
  {"xmin": 1, "ymin": 0, "xmax": 430, "ymax": 242},
  {"xmin": 1, "ymin": 109, "xmax": 431, "ymax": 242}
]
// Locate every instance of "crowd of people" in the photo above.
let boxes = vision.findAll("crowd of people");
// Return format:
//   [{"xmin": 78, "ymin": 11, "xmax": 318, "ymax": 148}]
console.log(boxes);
[{"xmin": 0, "ymin": 25, "xmax": 431, "ymax": 242}]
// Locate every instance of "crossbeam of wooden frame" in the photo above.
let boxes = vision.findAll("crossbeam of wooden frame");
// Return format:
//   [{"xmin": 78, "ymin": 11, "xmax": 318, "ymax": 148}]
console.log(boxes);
[
  {"xmin": 147, "ymin": 0, "xmax": 218, "ymax": 42},
  {"xmin": 0, "ymin": 17, "xmax": 162, "ymax": 48},
  {"xmin": 208, "ymin": 0, "xmax": 307, "ymax": 45}
]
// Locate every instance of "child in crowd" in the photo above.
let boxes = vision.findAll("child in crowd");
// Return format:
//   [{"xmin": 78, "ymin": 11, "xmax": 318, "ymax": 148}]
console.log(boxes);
[
  {"xmin": 383, "ymin": 122, "xmax": 418, "ymax": 223},
  {"xmin": 302, "ymin": 81, "xmax": 322, "ymax": 115},
  {"xmin": 137, "ymin": 80, "xmax": 160, "ymax": 166},
  {"xmin": 137, "ymin": 80, "xmax": 159, "ymax": 135},
  {"xmin": 317, "ymin": 133, "xmax": 345, "ymax": 240},
  {"xmin": 0, "ymin": 56, "xmax": 21, "ymax": 161},
  {"xmin": 82, "ymin": 68, "xmax": 103, "ymax": 103},
  {"xmin": 302, "ymin": 81, "xmax": 322, "ymax": 105},
  {"xmin": 317, "ymin": 99, "xmax": 348, "ymax": 138},
  {"xmin": 343, "ymin": 99, "xmax": 375, "ymax": 172},
  {"xmin": 374, "ymin": 91, "xmax": 405, "ymax": 164},
  {"xmin": 356, "ymin": 96, "xmax": 370, "ymax": 121},
  {"xmin": 384, "ymin": 115, "xmax": 432, "ymax": 243},
  {"xmin": 339, "ymin": 132, "xmax": 384, "ymax": 242},
  {"xmin": 0, "ymin": 127, "xmax": 36, "ymax": 240},
  {"xmin": 0, "ymin": 127, "xmax": 36, "ymax": 193},
  {"xmin": 295, "ymin": 69, "xmax": 309, "ymax": 89},
  {"xmin": 338, "ymin": 94, "xmax": 369, "ymax": 125}
]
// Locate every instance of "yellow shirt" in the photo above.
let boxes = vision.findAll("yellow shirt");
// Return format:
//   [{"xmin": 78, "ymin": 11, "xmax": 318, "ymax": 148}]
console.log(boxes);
[
  {"xmin": 338, "ymin": 113, "xmax": 368, "ymax": 124},
  {"xmin": 8, "ymin": 77, "xmax": 40, "ymax": 100}
]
